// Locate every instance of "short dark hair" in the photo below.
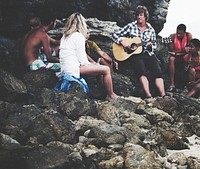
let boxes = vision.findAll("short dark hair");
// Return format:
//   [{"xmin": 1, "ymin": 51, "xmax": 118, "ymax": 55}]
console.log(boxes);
[
  {"xmin": 177, "ymin": 24, "xmax": 186, "ymax": 32},
  {"xmin": 135, "ymin": 6, "xmax": 149, "ymax": 21},
  {"xmin": 29, "ymin": 17, "xmax": 41, "ymax": 28},
  {"xmin": 190, "ymin": 38, "xmax": 200, "ymax": 48}
]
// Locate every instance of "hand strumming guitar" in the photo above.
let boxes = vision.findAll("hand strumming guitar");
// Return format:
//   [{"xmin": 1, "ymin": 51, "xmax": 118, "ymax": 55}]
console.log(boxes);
[{"xmin": 120, "ymin": 39, "xmax": 131, "ymax": 48}]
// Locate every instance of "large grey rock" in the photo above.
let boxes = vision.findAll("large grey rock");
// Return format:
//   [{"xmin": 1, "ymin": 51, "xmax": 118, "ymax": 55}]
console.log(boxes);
[
  {"xmin": 0, "ymin": 0, "xmax": 170, "ymax": 37},
  {"xmin": 0, "ymin": 69, "xmax": 28, "ymax": 102}
]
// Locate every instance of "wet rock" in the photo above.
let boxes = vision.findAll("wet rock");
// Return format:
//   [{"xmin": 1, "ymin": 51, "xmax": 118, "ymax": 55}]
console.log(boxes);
[{"xmin": 0, "ymin": 69, "xmax": 27, "ymax": 103}]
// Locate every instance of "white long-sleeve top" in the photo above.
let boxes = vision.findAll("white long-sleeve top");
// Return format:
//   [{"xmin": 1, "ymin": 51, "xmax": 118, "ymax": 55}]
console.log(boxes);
[{"xmin": 59, "ymin": 32, "xmax": 90, "ymax": 78}]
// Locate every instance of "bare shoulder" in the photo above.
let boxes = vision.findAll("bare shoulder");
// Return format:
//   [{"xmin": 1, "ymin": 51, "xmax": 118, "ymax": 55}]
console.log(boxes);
[
  {"xmin": 36, "ymin": 29, "xmax": 48, "ymax": 38},
  {"xmin": 187, "ymin": 32, "xmax": 193, "ymax": 39}
]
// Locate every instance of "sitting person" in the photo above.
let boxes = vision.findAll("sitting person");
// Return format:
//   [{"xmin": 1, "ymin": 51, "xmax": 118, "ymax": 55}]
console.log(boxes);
[
  {"xmin": 112, "ymin": 5, "xmax": 167, "ymax": 98},
  {"xmin": 29, "ymin": 16, "xmax": 60, "ymax": 63},
  {"xmin": 167, "ymin": 24, "xmax": 192, "ymax": 92},
  {"xmin": 85, "ymin": 39, "xmax": 118, "ymax": 72},
  {"xmin": 185, "ymin": 39, "xmax": 200, "ymax": 97},
  {"xmin": 22, "ymin": 15, "xmax": 60, "ymax": 71},
  {"xmin": 57, "ymin": 12, "xmax": 119, "ymax": 101},
  {"xmin": 186, "ymin": 78, "xmax": 200, "ymax": 97},
  {"xmin": 184, "ymin": 38, "xmax": 200, "ymax": 83}
]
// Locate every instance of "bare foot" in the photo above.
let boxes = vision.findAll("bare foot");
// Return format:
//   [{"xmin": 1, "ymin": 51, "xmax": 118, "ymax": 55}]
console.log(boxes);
[
  {"xmin": 162, "ymin": 95, "xmax": 171, "ymax": 99},
  {"xmin": 106, "ymin": 93, "xmax": 120, "ymax": 102}
]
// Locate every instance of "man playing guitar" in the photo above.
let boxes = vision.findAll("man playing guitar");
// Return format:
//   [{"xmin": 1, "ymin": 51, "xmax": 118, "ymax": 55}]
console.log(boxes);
[{"xmin": 112, "ymin": 5, "xmax": 167, "ymax": 99}]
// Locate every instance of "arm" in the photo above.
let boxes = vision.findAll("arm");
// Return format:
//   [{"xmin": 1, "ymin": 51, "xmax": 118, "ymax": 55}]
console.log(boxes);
[
  {"xmin": 112, "ymin": 24, "xmax": 131, "ymax": 45},
  {"xmin": 183, "ymin": 32, "xmax": 193, "ymax": 53},
  {"xmin": 97, "ymin": 50, "xmax": 112, "ymax": 63},
  {"xmin": 97, "ymin": 50, "xmax": 118, "ymax": 70},
  {"xmin": 41, "ymin": 33, "xmax": 59, "ymax": 63},
  {"xmin": 49, "ymin": 36, "xmax": 60, "ymax": 46},
  {"xmin": 87, "ymin": 40, "xmax": 112, "ymax": 63}
]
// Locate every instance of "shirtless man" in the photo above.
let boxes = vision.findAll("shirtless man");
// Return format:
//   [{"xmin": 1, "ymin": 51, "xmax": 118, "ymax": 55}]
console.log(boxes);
[{"xmin": 22, "ymin": 16, "xmax": 59, "ymax": 71}]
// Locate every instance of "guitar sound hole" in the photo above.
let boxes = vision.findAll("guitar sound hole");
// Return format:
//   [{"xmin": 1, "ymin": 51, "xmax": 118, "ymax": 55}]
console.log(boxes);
[
  {"xmin": 124, "ymin": 43, "xmax": 137, "ymax": 54},
  {"xmin": 130, "ymin": 43, "xmax": 137, "ymax": 50},
  {"xmin": 124, "ymin": 48, "xmax": 134, "ymax": 54}
]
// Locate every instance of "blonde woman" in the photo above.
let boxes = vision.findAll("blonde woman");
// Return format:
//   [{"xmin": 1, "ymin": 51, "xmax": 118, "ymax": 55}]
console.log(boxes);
[{"xmin": 59, "ymin": 12, "xmax": 119, "ymax": 101}]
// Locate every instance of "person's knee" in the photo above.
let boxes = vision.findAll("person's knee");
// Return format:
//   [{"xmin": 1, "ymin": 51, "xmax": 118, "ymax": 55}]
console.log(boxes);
[
  {"xmin": 189, "ymin": 68, "xmax": 195, "ymax": 73},
  {"xmin": 105, "ymin": 65, "xmax": 110, "ymax": 72},
  {"xmin": 101, "ymin": 65, "xmax": 110, "ymax": 73}
]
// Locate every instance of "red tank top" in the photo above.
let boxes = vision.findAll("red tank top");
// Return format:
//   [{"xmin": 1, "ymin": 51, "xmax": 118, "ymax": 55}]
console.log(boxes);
[{"xmin": 173, "ymin": 33, "xmax": 187, "ymax": 50}]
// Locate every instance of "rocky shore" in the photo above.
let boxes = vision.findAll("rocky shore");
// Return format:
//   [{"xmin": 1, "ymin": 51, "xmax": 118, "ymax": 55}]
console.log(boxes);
[
  {"xmin": 0, "ymin": 65, "xmax": 200, "ymax": 169},
  {"xmin": 0, "ymin": 14, "xmax": 200, "ymax": 169}
]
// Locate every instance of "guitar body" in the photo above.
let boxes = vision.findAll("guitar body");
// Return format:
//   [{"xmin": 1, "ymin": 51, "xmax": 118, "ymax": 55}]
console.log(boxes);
[
  {"xmin": 112, "ymin": 36, "xmax": 172, "ymax": 61},
  {"xmin": 112, "ymin": 37, "xmax": 143, "ymax": 61}
]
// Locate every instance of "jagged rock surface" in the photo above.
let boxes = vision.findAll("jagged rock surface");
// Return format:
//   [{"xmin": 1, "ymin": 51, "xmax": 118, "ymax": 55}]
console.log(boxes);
[
  {"xmin": 0, "ymin": 0, "xmax": 170, "ymax": 37},
  {"xmin": 1, "ymin": 1, "xmax": 200, "ymax": 169}
]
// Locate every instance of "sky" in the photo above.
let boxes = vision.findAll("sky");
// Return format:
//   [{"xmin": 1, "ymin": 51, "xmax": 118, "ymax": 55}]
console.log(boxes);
[{"xmin": 159, "ymin": 0, "xmax": 200, "ymax": 39}]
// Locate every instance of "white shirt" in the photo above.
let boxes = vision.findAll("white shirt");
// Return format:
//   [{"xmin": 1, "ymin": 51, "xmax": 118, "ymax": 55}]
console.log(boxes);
[{"xmin": 59, "ymin": 32, "xmax": 90, "ymax": 78}]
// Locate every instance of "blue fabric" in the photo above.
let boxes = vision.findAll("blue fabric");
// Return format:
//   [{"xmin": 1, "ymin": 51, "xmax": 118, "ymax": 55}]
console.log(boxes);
[{"xmin": 53, "ymin": 73, "xmax": 89, "ymax": 93}]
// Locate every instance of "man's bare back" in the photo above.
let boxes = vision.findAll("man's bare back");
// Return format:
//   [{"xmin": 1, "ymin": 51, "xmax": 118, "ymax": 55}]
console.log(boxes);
[{"xmin": 22, "ymin": 24, "xmax": 59, "ymax": 67}]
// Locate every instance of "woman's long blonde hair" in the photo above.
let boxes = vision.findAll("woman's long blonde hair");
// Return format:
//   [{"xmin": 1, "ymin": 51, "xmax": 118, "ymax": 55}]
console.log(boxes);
[{"xmin": 63, "ymin": 12, "xmax": 89, "ymax": 39}]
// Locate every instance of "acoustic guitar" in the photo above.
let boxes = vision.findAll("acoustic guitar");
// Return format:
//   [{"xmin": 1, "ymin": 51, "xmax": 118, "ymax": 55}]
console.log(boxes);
[{"xmin": 112, "ymin": 37, "xmax": 172, "ymax": 61}]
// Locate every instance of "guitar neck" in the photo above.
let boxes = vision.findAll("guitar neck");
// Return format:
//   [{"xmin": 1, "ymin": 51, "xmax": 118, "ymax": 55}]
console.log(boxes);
[{"xmin": 143, "ymin": 38, "xmax": 172, "ymax": 45}]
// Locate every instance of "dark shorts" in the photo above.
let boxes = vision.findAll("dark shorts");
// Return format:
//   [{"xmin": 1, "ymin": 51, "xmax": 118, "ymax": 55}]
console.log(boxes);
[
  {"xmin": 173, "ymin": 55, "xmax": 185, "ymax": 69},
  {"xmin": 130, "ymin": 52, "xmax": 162, "ymax": 79}
]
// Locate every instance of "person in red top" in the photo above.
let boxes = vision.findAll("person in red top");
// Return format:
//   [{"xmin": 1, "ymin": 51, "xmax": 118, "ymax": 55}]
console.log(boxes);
[
  {"xmin": 167, "ymin": 24, "xmax": 192, "ymax": 92},
  {"xmin": 184, "ymin": 38, "xmax": 200, "ymax": 83},
  {"xmin": 184, "ymin": 39, "xmax": 200, "ymax": 97}
]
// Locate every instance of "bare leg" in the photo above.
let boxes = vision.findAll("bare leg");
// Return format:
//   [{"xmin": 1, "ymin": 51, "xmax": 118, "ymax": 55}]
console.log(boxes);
[
  {"xmin": 186, "ymin": 83, "xmax": 200, "ymax": 97},
  {"xmin": 187, "ymin": 88, "xmax": 196, "ymax": 97},
  {"xmin": 80, "ymin": 64, "xmax": 119, "ymax": 101},
  {"xmin": 188, "ymin": 68, "xmax": 196, "ymax": 82},
  {"xmin": 155, "ymin": 78, "xmax": 166, "ymax": 97},
  {"xmin": 139, "ymin": 75, "xmax": 152, "ymax": 97},
  {"xmin": 169, "ymin": 56, "xmax": 175, "ymax": 87},
  {"xmin": 99, "ymin": 58, "xmax": 112, "ymax": 72}
]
